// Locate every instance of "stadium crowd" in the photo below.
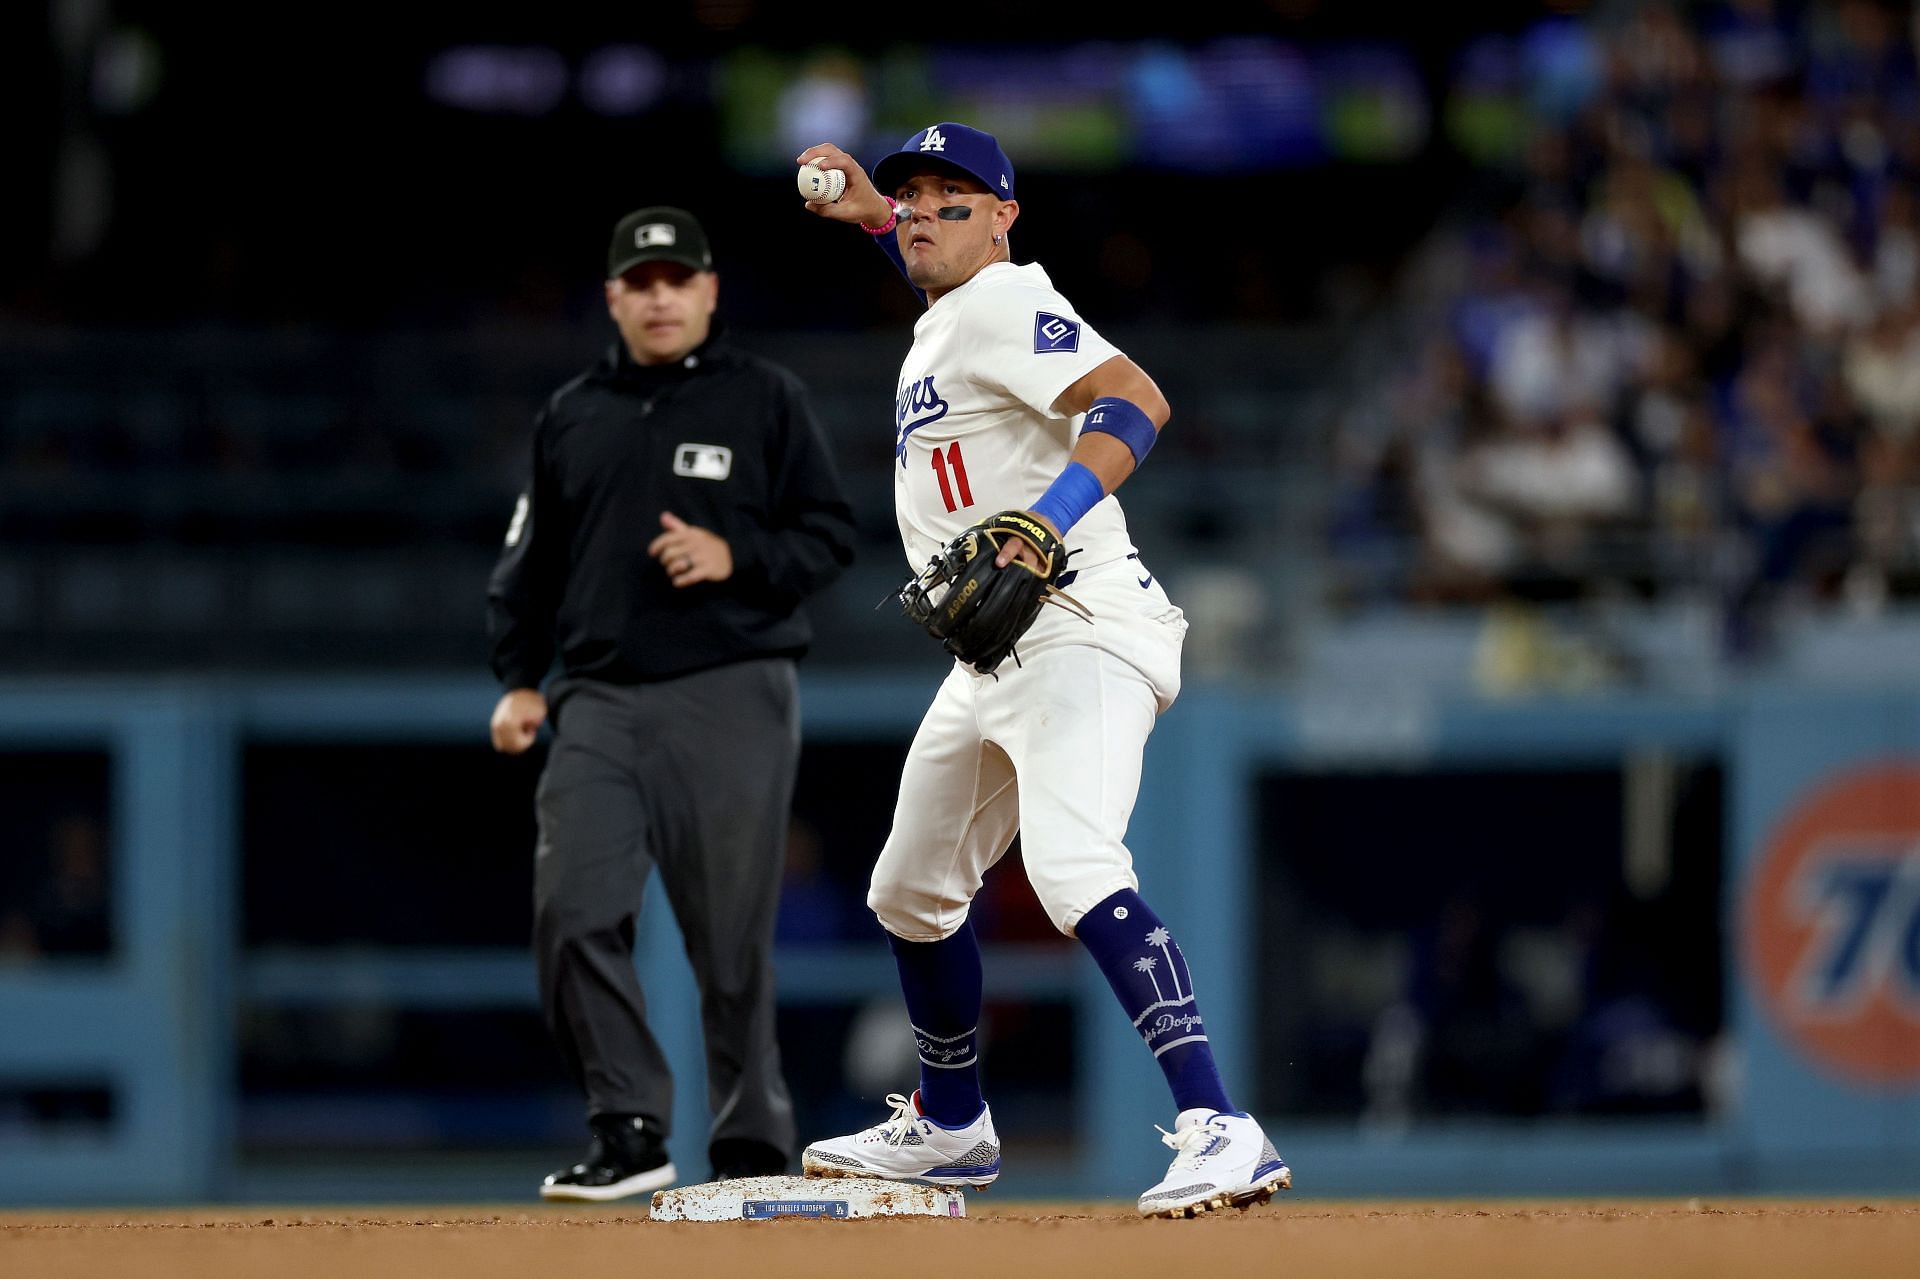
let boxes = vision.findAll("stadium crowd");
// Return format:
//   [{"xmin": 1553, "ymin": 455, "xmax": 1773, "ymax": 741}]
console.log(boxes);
[{"xmin": 1328, "ymin": 0, "xmax": 1920, "ymax": 657}]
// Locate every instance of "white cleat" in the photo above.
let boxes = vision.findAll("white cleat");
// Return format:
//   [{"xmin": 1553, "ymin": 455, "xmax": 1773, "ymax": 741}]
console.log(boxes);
[
  {"xmin": 1137, "ymin": 1110, "xmax": 1292, "ymax": 1218},
  {"xmin": 801, "ymin": 1090, "xmax": 1001, "ymax": 1189}
]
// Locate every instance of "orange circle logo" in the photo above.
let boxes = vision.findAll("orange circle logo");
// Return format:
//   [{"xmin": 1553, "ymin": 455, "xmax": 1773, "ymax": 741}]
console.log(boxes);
[{"xmin": 1743, "ymin": 763, "xmax": 1920, "ymax": 1086}]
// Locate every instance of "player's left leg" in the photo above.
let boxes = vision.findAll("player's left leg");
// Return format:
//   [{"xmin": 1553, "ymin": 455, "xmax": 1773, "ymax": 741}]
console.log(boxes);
[
  {"xmin": 984, "ymin": 643, "xmax": 1291, "ymax": 1217},
  {"xmin": 1076, "ymin": 890, "xmax": 1291, "ymax": 1217}
]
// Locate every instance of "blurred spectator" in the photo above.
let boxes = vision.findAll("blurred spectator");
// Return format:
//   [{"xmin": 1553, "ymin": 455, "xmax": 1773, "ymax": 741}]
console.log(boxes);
[
  {"xmin": 1704, "ymin": 0, "xmax": 1798, "ymax": 91},
  {"xmin": 0, "ymin": 813, "xmax": 111, "ymax": 959},
  {"xmin": 1449, "ymin": 401, "xmax": 1637, "ymax": 593},
  {"xmin": 1364, "ymin": 885, "xmax": 1715, "ymax": 1122},
  {"xmin": 1364, "ymin": 892, "xmax": 1543, "ymax": 1118},
  {"xmin": 1731, "ymin": 163, "xmax": 1874, "ymax": 336},
  {"xmin": 1720, "ymin": 327, "xmax": 1860, "ymax": 644},
  {"xmin": 1846, "ymin": 298, "xmax": 1920, "ymax": 593},
  {"xmin": 8, "ymin": 2, "xmax": 1920, "ymax": 681},
  {"xmin": 1328, "ymin": 0, "xmax": 1920, "ymax": 656},
  {"xmin": 1846, "ymin": 298, "xmax": 1920, "ymax": 439},
  {"xmin": 774, "ymin": 52, "xmax": 870, "ymax": 159},
  {"xmin": 1549, "ymin": 894, "xmax": 1707, "ymax": 1116},
  {"xmin": 1487, "ymin": 288, "xmax": 1627, "ymax": 424},
  {"xmin": 1868, "ymin": 185, "xmax": 1919, "ymax": 309}
]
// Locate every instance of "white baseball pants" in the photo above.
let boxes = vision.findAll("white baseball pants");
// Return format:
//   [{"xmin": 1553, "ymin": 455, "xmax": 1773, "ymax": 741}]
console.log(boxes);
[{"xmin": 868, "ymin": 569, "xmax": 1186, "ymax": 938}]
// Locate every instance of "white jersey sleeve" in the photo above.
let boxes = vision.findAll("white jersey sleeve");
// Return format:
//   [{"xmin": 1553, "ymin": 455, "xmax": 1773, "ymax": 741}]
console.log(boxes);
[
  {"xmin": 891, "ymin": 262, "xmax": 1144, "ymax": 577},
  {"xmin": 960, "ymin": 274, "xmax": 1120, "ymax": 418}
]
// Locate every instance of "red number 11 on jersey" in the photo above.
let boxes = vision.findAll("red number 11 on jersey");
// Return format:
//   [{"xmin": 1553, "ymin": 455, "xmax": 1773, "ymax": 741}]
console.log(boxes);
[{"xmin": 931, "ymin": 441, "xmax": 974, "ymax": 513}]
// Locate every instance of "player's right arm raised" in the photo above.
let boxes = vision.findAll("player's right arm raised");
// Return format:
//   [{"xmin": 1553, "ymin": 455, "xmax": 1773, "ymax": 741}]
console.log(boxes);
[
  {"xmin": 793, "ymin": 144, "xmax": 894, "ymax": 228},
  {"xmin": 795, "ymin": 143, "xmax": 925, "ymax": 305}
]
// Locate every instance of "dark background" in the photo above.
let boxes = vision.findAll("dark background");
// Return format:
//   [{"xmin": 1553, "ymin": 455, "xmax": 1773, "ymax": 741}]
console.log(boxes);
[
  {"xmin": 4, "ymin": 1, "xmax": 1545, "ymax": 331},
  {"xmin": 14, "ymin": 0, "xmax": 1911, "ymax": 1158}
]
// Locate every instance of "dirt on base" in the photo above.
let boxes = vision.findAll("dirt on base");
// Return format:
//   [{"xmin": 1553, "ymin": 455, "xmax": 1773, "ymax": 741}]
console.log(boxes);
[{"xmin": 6, "ymin": 1199, "xmax": 1919, "ymax": 1279}]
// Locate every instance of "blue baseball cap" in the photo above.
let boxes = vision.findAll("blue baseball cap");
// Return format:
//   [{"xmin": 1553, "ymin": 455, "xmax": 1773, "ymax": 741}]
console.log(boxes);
[{"xmin": 872, "ymin": 123, "xmax": 1016, "ymax": 201}]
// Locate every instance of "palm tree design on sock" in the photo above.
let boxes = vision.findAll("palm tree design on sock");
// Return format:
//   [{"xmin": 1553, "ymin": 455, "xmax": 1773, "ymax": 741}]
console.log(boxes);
[
  {"xmin": 1145, "ymin": 927, "xmax": 1184, "ymax": 1000},
  {"xmin": 1133, "ymin": 954, "xmax": 1163, "ymax": 1001}
]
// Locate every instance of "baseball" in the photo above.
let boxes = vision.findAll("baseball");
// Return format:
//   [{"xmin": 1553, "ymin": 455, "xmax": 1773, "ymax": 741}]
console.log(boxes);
[{"xmin": 797, "ymin": 163, "xmax": 847, "ymax": 204}]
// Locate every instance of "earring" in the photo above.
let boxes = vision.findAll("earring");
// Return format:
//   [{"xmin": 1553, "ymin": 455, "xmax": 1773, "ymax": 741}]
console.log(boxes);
[{"xmin": 993, "ymin": 234, "xmax": 1003, "ymax": 244}]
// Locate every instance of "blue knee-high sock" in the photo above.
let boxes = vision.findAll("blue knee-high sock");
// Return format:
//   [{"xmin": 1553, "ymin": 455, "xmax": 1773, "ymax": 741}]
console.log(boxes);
[
  {"xmin": 888, "ymin": 921, "xmax": 985, "ymax": 1127},
  {"xmin": 1076, "ymin": 888, "xmax": 1235, "ymax": 1115}
]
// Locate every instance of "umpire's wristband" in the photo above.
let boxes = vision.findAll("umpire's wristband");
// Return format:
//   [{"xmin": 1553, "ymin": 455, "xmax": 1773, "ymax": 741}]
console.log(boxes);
[{"xmin": 1029, "ymin": 460, "xmax": 1104, "ymax": 535}]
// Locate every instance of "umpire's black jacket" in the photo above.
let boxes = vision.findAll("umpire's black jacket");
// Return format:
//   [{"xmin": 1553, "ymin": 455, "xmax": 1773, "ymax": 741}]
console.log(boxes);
[{"xmin": 488, "ymin": 330, "xmax": 855, "ymax": 688}]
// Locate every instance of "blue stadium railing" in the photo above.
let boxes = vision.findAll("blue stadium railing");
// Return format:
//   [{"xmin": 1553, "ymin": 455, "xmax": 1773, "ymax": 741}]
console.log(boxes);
[
  {"xmin": 0, "ymin": 674, "xmax": 1247, "ymax": 1203},
  {"xmin": 6, "ymin": 672, "xmax": 1920, "ymax": 1204}
]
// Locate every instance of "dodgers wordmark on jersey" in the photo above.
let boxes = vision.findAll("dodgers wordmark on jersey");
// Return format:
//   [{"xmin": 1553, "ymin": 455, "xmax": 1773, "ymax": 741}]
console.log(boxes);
[{"xmin": 892, "ymin": 261, "xmax": 1140, "ymax": 572}]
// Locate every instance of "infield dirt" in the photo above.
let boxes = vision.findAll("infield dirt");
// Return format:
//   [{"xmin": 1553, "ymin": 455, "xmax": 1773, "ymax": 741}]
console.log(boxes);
[{"xmin": 6, "ymin": 1199, "xmax": 1918, "ymax": 1278}]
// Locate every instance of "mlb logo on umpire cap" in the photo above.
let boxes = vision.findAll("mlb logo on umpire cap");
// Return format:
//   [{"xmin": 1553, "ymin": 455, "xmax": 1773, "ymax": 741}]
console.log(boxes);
[
  {"xmin": 872, "ymin": 122, "xmax": 1016, "ymax": 201},
  {"xmin": 607, "ymin": 206, "xmax": 713, "ymax": 277}
]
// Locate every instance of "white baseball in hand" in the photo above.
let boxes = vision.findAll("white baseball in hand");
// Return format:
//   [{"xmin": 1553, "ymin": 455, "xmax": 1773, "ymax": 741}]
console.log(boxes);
[{"xmin": 797, "ymin": 163, "xmax": 847, "ymax": 204}]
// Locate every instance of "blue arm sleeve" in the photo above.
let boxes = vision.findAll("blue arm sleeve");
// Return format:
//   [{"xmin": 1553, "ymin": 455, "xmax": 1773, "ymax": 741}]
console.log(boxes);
[{"xmin": 1028, "ymin": 461, "xmax": 1106, "ymax": 535}]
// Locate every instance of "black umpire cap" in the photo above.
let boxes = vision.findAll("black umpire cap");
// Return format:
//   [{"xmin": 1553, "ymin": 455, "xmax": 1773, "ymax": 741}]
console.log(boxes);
[{"xmin": 607, "ymin": 207, "xmax": 713, "ymax": 278}]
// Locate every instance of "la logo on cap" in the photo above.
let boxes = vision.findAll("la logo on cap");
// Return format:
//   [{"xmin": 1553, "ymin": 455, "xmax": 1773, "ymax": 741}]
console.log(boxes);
[
  {"xmin": 636, "ymin": 224, "xmax": 677, "ymax": 247},
  {"xmin": 920, "ymin": 127, "xmax": 947, "ymax": 152}
]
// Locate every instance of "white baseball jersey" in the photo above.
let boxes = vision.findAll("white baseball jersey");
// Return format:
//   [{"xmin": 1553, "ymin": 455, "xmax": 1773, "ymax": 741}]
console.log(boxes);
[
  {"xmin": 889, "ymin": 259, "xmax": 1187, "ymax": 695},
  {"xmin": 872, "ymin": 260, "xmax": 1189, "ymax": 939},
  {"xmin": 892, "ymin": 261, "xmax": 1138, "ymax": 572}
]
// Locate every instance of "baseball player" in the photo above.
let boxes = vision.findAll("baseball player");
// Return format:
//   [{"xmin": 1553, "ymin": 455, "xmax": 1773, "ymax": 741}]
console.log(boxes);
[{"xmin": 791, "ymin": 124, "xmax": 1291, "ymax": 1217}]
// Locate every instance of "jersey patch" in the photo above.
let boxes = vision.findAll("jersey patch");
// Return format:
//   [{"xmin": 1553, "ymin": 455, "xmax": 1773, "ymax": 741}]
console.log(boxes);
[
  {"xmin": 1034, "ymin": 312, "xmax": 1080, "ymax": 354},
  {"xmin": 673, "ymin": 443, "xmax": 733, "ymax": 480}
]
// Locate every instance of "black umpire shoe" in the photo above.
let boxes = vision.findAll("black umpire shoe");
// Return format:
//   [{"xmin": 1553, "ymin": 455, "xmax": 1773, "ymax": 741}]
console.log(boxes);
[
  {"xmin": 540, "ymin": 1115, "xmax": 676, "ymax": 1202},
  {"xmin": 709, "ymin": 1137, "xmax": 789, "ymax": 1181}
]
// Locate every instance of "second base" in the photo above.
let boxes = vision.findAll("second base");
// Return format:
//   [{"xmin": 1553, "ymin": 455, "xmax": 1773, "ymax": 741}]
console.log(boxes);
[{"xmin": 649, "ymin": 1174, "xmax": 966, "ymax": 1221}]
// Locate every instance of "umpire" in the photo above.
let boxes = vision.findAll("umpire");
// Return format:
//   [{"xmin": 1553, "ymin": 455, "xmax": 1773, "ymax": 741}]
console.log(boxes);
[{"xmin": 487, "ymin": 206, "xmax": 855, "ymax": 1201}]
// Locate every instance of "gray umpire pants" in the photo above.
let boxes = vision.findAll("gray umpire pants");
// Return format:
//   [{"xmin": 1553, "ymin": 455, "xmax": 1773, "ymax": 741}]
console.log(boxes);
[{"xmin": 533, "ymin": 657, "xmax": 799, "ymax": 1159}]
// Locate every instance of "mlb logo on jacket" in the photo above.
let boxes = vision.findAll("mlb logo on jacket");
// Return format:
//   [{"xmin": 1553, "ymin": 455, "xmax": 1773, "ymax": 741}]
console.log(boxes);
[{"xmin": 675, "ymin": 444, "xmax": 733, "ymax": 480}]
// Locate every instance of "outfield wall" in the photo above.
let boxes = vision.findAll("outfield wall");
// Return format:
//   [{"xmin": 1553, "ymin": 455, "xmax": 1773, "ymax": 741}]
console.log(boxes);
[{"xmin": 0, "ymin": 675, "xmax": 1916, "ymax": 1203}]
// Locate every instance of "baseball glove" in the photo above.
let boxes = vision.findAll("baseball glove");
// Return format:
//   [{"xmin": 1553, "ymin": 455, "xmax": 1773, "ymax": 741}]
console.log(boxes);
[{"xmin": 898, "ymin": 510, "xmax": 1092, "ymax": 673}]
